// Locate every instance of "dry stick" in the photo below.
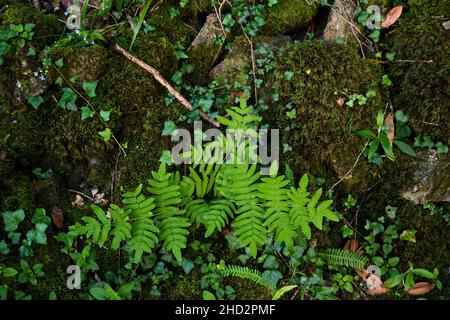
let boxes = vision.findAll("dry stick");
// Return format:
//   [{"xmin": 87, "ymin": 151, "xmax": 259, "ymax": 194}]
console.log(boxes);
[
  {"xmin": 114, "ymin": 44, "xmax": 221, "ymax": 128},
  {"xmin": 329, "ymin": 140, "xmax": 370, "ymax": 191}
]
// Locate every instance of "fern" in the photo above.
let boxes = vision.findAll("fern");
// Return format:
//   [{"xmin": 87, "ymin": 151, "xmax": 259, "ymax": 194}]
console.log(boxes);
[
  {"xmin": 259, "ymin": 175, "xmax": 298, "ymax": 250},
  {"xmin": 122, "ymin": 184, "xmax": 159, "ymax": 261},
  {"xmin": 288, "ymin": 174, "xmax": 311, "ymax": 239},
  {"xmin": 285, "ymin": 164, "xmax": 295, "ymax": 189},
  {"xmin": 185, "ymin": 199, "xmax": 234, "ymax": 237},
  {"xmin": 217, "ymin": 163, "xmax": 265, "ymax": 258},
  {"xmin": 71, "ymin": 205, "xmax": 111, "ymax": 248},
  {"xmin": 147, "ymin": 163, "xmax": 190, "ymax": 261},
  {"xmin": 109, "ymin": 205, "xmax": 132, "ymax": 250},
  {"xmin": 219, "ymin": 264, "xmax": 273, "ymax": 291},
  {"xmin": 216, "ymin": 98, "xmax": 262, "ymax": 131},
  {"xmin": 318, "ymin": 248, "xmax": 368, "ymax": 270}
]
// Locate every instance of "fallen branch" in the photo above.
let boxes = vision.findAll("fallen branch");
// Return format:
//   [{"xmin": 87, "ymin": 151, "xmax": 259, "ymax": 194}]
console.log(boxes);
[{"xmin": 114, "ymin": 44, "xmax": 221, "ymax": 128}]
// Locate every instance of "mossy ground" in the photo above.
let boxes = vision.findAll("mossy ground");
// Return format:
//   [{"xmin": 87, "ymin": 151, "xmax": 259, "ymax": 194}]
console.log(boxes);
[
  {"xmin": 264, "ymin": 40, "xmax": 383, "ymax": 193},
  {"xmin": 384, "ymin": 17, "xmax": 450, "ymax": 144}
]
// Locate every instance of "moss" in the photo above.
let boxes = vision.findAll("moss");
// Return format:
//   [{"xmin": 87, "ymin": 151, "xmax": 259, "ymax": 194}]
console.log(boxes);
[
  {"xmin": 48, "ymin": 45, "xmax": 110, "ymax": 88},
  {"xmin": 0, "ymin": 173, "xmax": 35, "ymax": 214},
  {"xmin": 0, "ymin": 4, "xmax": 62, "ymax": 49},
  {"xmin": 408, "ymin": 0, "xmax": 450, "ymax": 17},
  {"xmin": 262, "ymin": 0, "xmax": 320, "ymax": 35},
  {"xmin": 264, "ymin": 40, "xmax": 383, "ymax": 192},
  {"xmin": 385, "ymin": 18, "xmax": 449, "ymax": 144},
  {"xmin": 188, "ymin": 42, "xmax": 221, "ymax": 85}
]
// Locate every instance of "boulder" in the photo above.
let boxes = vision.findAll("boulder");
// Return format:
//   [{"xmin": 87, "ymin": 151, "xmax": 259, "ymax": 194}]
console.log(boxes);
[
  {"xmin": 322, "ymin": 0, "xmax": 362, "ymax": 43},
  {"xmin": 402, "ymin": 150, "xmax": 450, "ymax": 204}
]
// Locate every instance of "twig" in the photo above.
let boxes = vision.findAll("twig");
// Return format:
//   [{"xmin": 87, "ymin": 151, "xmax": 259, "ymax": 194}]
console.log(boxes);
[
  {"xmin": 67, "ymin": 189, "xmax": 95, "ymax": 202},
  {"xmin": 114, "ymin": 44, "xmax": 221, "ymax": 128},
  {"xmin": 240, "ymin": 25, "xmax": 258, "ymax": 105},
  {"xmin": 330, "ymin": 140, "xmax": 370, "ymax": 191}
]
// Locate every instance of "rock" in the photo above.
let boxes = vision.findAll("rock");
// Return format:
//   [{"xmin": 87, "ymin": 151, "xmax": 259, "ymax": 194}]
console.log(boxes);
[
  {"xmin": 12, "ymin": 53, "xmax": 48, "ymax": 105},
  {"xmin": 402, "ymin": 150, "xmax": 450, "ymax": 204},
  {"xmin": 262, "ymin": 41, "xmax": 383, "ymax": 193},
  {"xmin": 210, "ymin": 35, "xmax": 291, "ymax": 87},
  {"xmin": 190, "ymin": 14, "xmax": 222, "ymax": 48},
  {"xmin": 187, "ymin": 14, "xmax": 223, "ymax": 85},
  {"xmin": 262, "ymin": 0, "xmax": 320, "ymax": 35},
  {"xmin": 322, "ymin": 0, "xmax": 362, "ymax": 43}
]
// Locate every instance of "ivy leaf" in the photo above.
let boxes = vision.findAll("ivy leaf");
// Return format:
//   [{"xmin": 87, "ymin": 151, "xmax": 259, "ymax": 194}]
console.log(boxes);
[
  {"xmin": 0, "ymin": 240, "xmax": 9, "ymax": 255},
  {"xmin": 202, "ymin": 290, "xmax": 216, "ymax": 300},
  {"xmin": 55, "ymin": 58, "xmax": 64, "ymax": 67},
  {"xmin": 262, "ymin": 270, "xmax": 282, "ymax": 289},
  {"xmin": 82, "ymin": 80, "xmax": 99, "ymax": 98},
  {"xmin": 27, "ymin": 96, "xmax": 44, "ymax": 109},
  {"xmin": 98, "ymin": 128, "xmax": 112, "ymax": 142},
  {"xmin": 100, "ymin": 110, "xmax": 111, "ymax": 122},
  {"xmin": 2, "ymin": 209, "xmax": 25, "ymax": 232},
  {"xmin": 284, "ymin": 71, "xmax": 294, "ymax": 81},
  {"xmin": 162, "ymin": 121, "xmax": 178, "ymax": 136},
  {"xmin": 58, "ymin": 87, "xmax": 77, "ymax": 111},
  {"xmin": 31, "ymin": 208, "xmax": 51, "ymax": 225},
  {"xmin": 81, "ymin": 106, "xmax": 94, "ymax": 121}
]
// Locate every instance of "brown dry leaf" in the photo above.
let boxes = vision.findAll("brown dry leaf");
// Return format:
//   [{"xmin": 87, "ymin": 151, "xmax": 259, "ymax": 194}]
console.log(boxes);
[
  {"xmin": 0, "ymin": 151, "xmax": 6, "ymax": 161},
  {"xmin": 344, "ymin": 239, "xmax": 360, "ymax": 252},
  {"xmin": 407, "ymin": 282, "xmax": 435, "ymax": 296},
  {"xmin": 51, "ymin": 206, "xmax": 65, "ymax": 229},
  {"xmin": 71, "ymin": 194, "xmax": 85, "ymax": 207},
  {"xmin": 384, "ymin": 112, "xmax": 395, "ymax": 145},
  {"xmin": 356, "ymin": 268, "xmax": 369, "ymax": 281},
  {"xmin": 337, "ymin": 97, "xmax": 345, "ymax": 107},
  {"xmin": 367, "ymin": 284, "xmax": 390, "ymax": 295},
  {"xmin": 382, "ymin": 6, "xmax": 403, "ymax": 28}
]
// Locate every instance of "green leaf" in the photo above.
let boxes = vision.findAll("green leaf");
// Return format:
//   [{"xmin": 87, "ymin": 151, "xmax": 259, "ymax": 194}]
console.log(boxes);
[
  {"xmin": 58, "ymin": 87, "xmax": 77, "ymax": 110},
  {"xmin": 81, "ymin": 106, "xmax": 94, "ymax": 121},
  {"xmin": 384, "ymin": 273, "xmax": 404, "ymax": 288},
  {"xmin": 162, "ymin": 121, "xmax": 178, "ymax": 136},
  {"xmin": 82, "ymin": 80, "xmax": 99, "ymax": 98},
  {"xmin": 100, "ymin": 110, "xmax": 111, "ymax": 122},
  {"xmin": 380, "ymin": 132, "xmax": 395, "ymax": 160},
  {"xmin": 394, "ymin": 140, "xmax": 416, "ymax": 157},
  {"xmin": 98, "ymin": 128, "xmax": 112, "ymax": 142},
  {"xmin": 202, "ymin": 290, "xmax": 216, "ymax": 300},
  {"xmin": 388, "ymin": 257, "xmax": 400, "ymax": 267},
  {"xmin": 394, "ymin": 110, "xmax": 408, "ymax": 123},
  {"xmin": 27, "ymin": 96, "xmax": 44, "ymax": 109},
  {"xmin": 32, "ymin": 208, "xmax": 50, "ymax": 225},
  {"xmin": 2, "ymin": 209, "xmax": 25, "ymax": 232},
  {"xmin": 49, "ymin": 291, "xmax": 57, "ymax": 300},
  {"xmin": 400, "ymin": 229, "xmax": 416, "ymax": 243},
  {"xmin": 55, "ymin": 58, "xmax": 64, "ymax": 67},
  {"xmin": 284, "ymin": 71, "xmax": 294, "ymax": 81},
  {"xmin": 412, "ymin": 268, "xmax": 436, "ymax": 280},
  {"xmin": 2, "ymin": 267, "xmax": 18, "ymax": 277},
  {"xmin": 262, "ymin": 270, "xmax": 282, "ymax": 289},
  {"xmin": 356, "ymin": 130, "xmax": 376, "ymax": 139}
]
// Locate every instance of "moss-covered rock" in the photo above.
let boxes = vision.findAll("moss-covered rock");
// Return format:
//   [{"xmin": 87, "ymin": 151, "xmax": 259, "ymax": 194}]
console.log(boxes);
[
  {"xmin": 408, "ymin": 0, "xmax": 450, "ymax": 17},
  {"xmin": 263, "ymin": 40, "xmax": 383, "ymax": 192},
  {"xmin": 385, "ymin": 18, "xmax": 450, "ymax": 144},
  {"xmin": 262, "ymin": 0, "xmax": 320, "ymax": 35},
  {"xmin": 0, "ymin": 4, "xmax": 62, "ymax": 49}
]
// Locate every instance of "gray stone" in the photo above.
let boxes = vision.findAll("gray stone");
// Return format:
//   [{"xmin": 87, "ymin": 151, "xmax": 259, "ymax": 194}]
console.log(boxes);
[{"xmin": 402, "ymin": 149, "xmax": 450, "ymax": 204}]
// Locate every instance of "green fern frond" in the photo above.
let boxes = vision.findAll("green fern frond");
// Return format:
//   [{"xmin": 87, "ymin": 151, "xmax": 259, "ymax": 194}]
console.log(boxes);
[
  {"xmin": 109, "ymin": 205, "xmax": 132, "ymax": 250},
  {"xmin": 219, "ymin": 264, "xmax": 273, "ymax": 291},
  {"xmin": 122, "ymin": 184, "xmax": 159, "ymax": 261},
  {"xmin": 217, "ymin": 163, "xmax": 265, "ymax": 257},
  {"xmin": 186, "ymin": 199, "xmax": 235, "ymax": 237},
  {"xmin": 259, "ymin": 175, "xmax": 297, "ymax": 249},
  {"xmin": 147, "ymin": 163, "xmax": 190, "ymax": 261},
  {"xmin": 216, "ymin": 98, "xmax": 262, "ymax": 130},
  {"xmin": 285, "ymin": 164, "xmax": 295, "ymax": 189},
  {"xmin": 318, "ymin": 248, "xmax": 368, "ymax": 270},
  {"xmin": 288, "ymin": 174, "xmax": 311, "ymax": 239}
]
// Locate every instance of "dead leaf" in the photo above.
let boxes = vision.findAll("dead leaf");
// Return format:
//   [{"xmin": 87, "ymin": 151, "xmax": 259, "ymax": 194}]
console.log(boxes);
[
  {"xmin": 51, "ymin": 206, "xmax": 65, "ymax": 229},
  {"xmin": 382, "ymin": 6, "xmax": 403, "ymax": 28},
  {"xmin": 443, "ymin": 21, "xmax": 450, "ymax": 30},
  {"xmin": 367, "ymin": 284, "xmax": 390, "ymax": 295},
  {"xmin": 356, "ymin": 268, "xmax": 369, "ymax": 280},
  {"xmin": 407, "ymin": 282, "xmax": 435, "ymax": 296},
  {"xmin": 366, "ymin": 274, "xmax": 383, "ymax": 290},
  {"xmin": 71, "ymin": 194, "xmax": 85, "ymax": 207},
  {"xmin": 384, "ymin": 112, "xmax": 395, "ymax": 145},
  {"xmin": 344, "ymin": 239, "xmax": 360, "ymax": 252}
]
